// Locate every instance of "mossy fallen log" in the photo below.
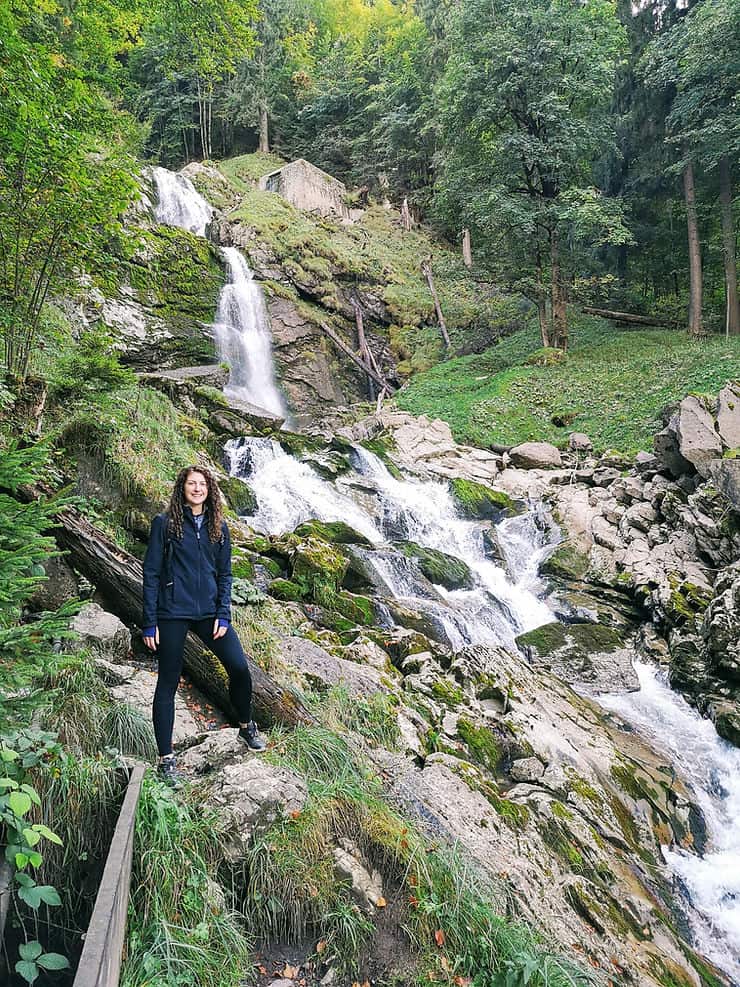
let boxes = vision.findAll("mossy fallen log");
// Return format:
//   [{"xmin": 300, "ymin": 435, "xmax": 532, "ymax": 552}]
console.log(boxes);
[{"xmin": 55, "ymin": 506, "xmax": 315, "ymax": 728}]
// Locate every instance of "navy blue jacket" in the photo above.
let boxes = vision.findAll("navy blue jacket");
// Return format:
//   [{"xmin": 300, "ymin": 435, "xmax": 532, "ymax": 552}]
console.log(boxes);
[{"xmin": 142, "ymin": 510, "xmax": 232, "ymax": 627}]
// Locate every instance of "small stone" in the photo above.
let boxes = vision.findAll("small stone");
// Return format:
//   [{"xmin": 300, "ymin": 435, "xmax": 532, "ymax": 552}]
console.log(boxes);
[
  {"xmin": 71, "ymin": 602, "xmax": 131, "ymax": 661},
  {"xmin": 442, "ymin": 711, "xmax": 459, "ymax": 737},
  {"xmin": 568, "ymin": 432, "xmax": 593, "ymax": 452},
  {"xmin": 510, "ymin": 757, "xmax": 545, "ymax": 783},
  {"xmin": 592, "ymin": 467, "xmax": 620, "ymax": 487},
  {"xmin": 509, "ymin": 441, "xmax": 563, "ymax": 469}
]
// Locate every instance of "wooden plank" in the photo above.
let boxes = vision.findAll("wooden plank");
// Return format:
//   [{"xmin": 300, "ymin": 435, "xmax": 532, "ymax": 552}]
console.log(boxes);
[{"xmin": 73, "ymin": 763, "xmax": 145, "ymax": 987}]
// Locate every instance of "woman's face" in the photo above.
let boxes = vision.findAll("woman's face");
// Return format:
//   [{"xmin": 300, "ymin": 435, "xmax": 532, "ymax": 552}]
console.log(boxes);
[{"xmin": 183, "ymin": 471, "xmax": 209, "ymax": 513}]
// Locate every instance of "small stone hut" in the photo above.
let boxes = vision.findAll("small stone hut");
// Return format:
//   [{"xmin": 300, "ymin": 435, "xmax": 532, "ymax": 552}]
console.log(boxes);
[{"xmin": 259, "ymin": 158, "xmax": 358, "ymax": 221}]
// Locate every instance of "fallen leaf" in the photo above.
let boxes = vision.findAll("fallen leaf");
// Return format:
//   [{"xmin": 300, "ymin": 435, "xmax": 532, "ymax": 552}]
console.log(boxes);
[
  {"xmin": 282, "ymin": 964, "xmax": 300, "ymax": 979},
  {"xmin": 289, "ymin": 810, "xmax": 302, "ymax": 820},
  {"xmin": 434, "ymin": 929, "xmax": 446, "ymax": 947},
  {"xmin": 257, "ymin": 966, "xmax": 267, "ymax": 976},
  {"xmin": 316, "ymin": 940, "xmax": 326, "ymax": 954},
  {"xmin": 440, "ymin": 956, "xmax": 450, "ymax": 971},
  {"xmin": 408, "ymin": 874, "xmax": 417, "ymax": 887},
  {"xmin": 453, "ymin": 977, "xmax": 472, "ymax": 986},
  {"xmin": 409, "ymin": 894, "xmax": 419, "ymax": 907},
  {"xmin": 376, "ymin": 895, "xmax": 387, "ymax": 907}
]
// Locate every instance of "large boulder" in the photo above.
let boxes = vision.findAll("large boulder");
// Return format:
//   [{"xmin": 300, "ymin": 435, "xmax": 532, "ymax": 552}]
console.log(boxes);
[
  {"xmin": 701, "ymin": 562, "xmax": 740, "ymax": 682},
  {"xmin": 27, "ymin": 556, "xmax": 79, "ymax": 612},
  {"xmin": 716, "ymin": 383, "xmax": 740, "ymax": 449},
  {"xmin": 397, "ymin": 540, "xmax": 473, "ymax": 590},
  {"xmin": 71, "ymin": 603, "xmax": 131, "ymax": 661},
  {"xmin": 509, "ymin": 442, "xmax": 562, "ymax": 469},
  {"xmin": 674, "ymin": 396, "xmax": 723, "ymax": 478},
  {"xmin": 278, "ymin": 635, "xmax": 386, "ymax": 696},
  {"xmin": 205, "ymin": 758, "xmax": 308, "ymax": 862},
  {"xmin": 709, "ymin": 458, "xmax": 740, "ymax": 513},
  {"xmin": 515, "ymin": 621, "xmax": 638, "ymax": 693}
]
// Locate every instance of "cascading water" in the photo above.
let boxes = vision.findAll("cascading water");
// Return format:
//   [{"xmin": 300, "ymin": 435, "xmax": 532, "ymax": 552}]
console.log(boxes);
[
  {"xmin": 601, "ymin": 663, "xmax": 740, "ymax": 984},
  {"xmin": 152, "ymin": 166, "xmax": 213, "ymax": 236},
  {"xmin": 151, "ymin": 167, "xmax": 288, "ymax": 417},
  {"xmin": 225, "ymin": 436, "xmax": 555, "ymax": 648},
  {"xmin": 214, "ymin": 248, "xmax": 287, "ymax": 418}
]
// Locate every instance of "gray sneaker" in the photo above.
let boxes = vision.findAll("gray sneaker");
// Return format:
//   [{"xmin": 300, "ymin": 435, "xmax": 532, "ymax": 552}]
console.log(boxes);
[
  {"xmin": 238, "ymin": 721, "xmax": 267, "ymax": 752},
  {"xmin": 157, "ymin": 755, "xmax": 184, "ymax": 788}
]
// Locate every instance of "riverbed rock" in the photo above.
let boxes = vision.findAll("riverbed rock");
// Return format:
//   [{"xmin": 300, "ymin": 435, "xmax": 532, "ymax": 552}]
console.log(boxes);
[
  {"xmin": 515, "ymin": 621, "xmax": 638, "ymax": 693},
  {"xmin": 71, "ymin": 603, "xmax": 131, "ymax": 660},
  {"xmin": 508, "ymin": 441, "xmax": 562, "ymax": 469}
]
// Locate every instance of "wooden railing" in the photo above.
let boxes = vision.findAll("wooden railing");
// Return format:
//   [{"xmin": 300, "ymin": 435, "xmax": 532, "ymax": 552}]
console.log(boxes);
[{"xmin": 72, "ymin": 763, "xmax": 145, "ymax": 987}]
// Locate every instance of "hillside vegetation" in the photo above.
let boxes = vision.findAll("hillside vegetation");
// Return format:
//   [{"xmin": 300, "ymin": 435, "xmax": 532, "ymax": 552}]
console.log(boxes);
[{"xmin": 397, "ymin": 315, "xmax": 740, "ymax": 453}]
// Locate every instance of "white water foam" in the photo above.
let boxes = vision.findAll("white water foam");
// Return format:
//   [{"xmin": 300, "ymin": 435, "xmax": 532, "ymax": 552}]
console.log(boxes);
[
  {"xmin": 601, "ymin": 662, "xmax": 740, "ymax": 984},
  {"xmin": 152, "ymin": 166, "xmax": 213, "ymax": 236},
  {"xmin": 214, "ymin": 248, "xmax": 287, "ymax": 418}
]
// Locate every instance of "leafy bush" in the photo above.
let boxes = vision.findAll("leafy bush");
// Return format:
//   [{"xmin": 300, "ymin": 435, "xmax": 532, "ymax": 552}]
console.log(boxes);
[{"xmin": 49, "ymin": 329, "xmax": 134, "ymax": 400}]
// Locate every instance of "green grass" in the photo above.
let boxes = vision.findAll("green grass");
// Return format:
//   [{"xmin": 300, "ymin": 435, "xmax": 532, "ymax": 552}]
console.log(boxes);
[
  {"xmin": 216, "ymin": 154, "xmax": 514, "ymax": 355},
  {"xmin": 397, "ymin": 314, "xmax": 740, "ymax": 454}
]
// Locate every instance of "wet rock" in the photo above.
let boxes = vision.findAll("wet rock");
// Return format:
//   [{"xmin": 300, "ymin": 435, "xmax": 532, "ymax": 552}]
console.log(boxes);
[
  {"xmin": 397, "ymin": 540, "xmax": 473, "ymax": 590},
  {"xmin": 708, "ymin": 700, "xmax": 740, "ymax": 746},
  {"xmin": 294, "ymin": 518, "xmax": 374, "ymax": 547},
  {"xmin": 449, "ymin": 477, "xmax": 519, "ymax": 521},
  {"xmin": 516, "ymin": 621, "xmax": 638, "ymax": 693},
  {"xmin": 71, "ymin": 603, "xmax": 131, "ymax": 660},
  {"xmin": 701, "ymin": 562, "xmax": 740, "ymax": 682},
  {"xmin": 509, "ymin": 441, "xmax": 562, "ymax": 469}
]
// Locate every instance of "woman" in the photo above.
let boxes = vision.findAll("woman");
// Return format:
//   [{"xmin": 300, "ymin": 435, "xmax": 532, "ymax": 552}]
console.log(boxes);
[{"xmin": 142, "ymin": 465, "xmax": 265, "ymax": 786}]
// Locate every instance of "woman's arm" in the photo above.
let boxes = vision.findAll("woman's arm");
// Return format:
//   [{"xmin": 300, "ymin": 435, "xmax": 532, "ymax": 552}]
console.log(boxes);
[
  {"xmin": 142, "ymin": 514, "xmax": 166, "ymax": 630},
  {"xmin": 215, "ymin": 522, "xmax": 233, "ymax": 623}
]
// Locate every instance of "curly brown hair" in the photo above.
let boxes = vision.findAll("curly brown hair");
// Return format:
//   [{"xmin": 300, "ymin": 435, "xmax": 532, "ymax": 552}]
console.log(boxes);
[{"xmin": 167, "ymin": 466, "xmax": 224, "ymax": 543}]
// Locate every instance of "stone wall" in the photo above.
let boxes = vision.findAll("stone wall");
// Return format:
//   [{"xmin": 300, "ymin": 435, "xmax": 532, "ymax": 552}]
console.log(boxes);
[{"xmin": 259, "ymin": 159, "xmax": 354, "ymax": 221}]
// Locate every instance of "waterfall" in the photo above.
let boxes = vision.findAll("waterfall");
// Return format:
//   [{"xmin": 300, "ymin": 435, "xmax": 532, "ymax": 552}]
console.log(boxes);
[
  {"xmin": 225, "ymin": 437, "xmax": 555, "ymax": 648},
  {"xmin": 150, "ymin": 166, "xmax": 287, "ymax": 416},
  {"xmin": 152, "ymin": 166, "xmax": 213, "ymax": 237},
  {"xmin": 601, "ymin": 663, "xmax": 740, "ymax": 984},
  {"xmin": 214, "ymin": 248, "xmax": 287, "ymax": 418}
]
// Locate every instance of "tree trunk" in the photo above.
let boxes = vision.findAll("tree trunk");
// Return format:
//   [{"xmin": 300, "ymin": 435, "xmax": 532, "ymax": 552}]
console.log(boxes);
[
  {"xmin": 550, "ymin": 227, "xmax": 568, "ymax": 351},
  {"xmin": 536, "ymin": 249, "xmax": 550, "ymax": 347},
  {"xmin": 683, "ymin": 159, "xmax": 704, "ymax": 337},
  {"xmin": 462, "ymin": 228, "xmax": 472, "ymax": 268},
  {"xmin": 719, "ymin": 155, "xmax": 739, "ymax": 336},
  {"xmin": 421, "ymin": 257, "xmax": 451, "ymax": 353},
  {"xmin": 259, "ymin": 103, "xmax": 270, "ymax": 154},
  {"xmin": 0, "ymin": 860, "xmax": 11, "ymax": 952},
  {"xmin": 54, "ymin": 507, "xmax": 316, "ymax": 728},
  {"xmin": 319, "ymin": 321, "xmax": 392, "ymax": 392},
  {"xmin": 354, "ymin": 302, "xmax": 375, "ymax": 401},
  {"xmin": 400, "ymin": 198, "xmax": 412, "ymax": 232},
  {"xmin": 581, "ymin": 306, "xmax": 678, "ymax": 328}
]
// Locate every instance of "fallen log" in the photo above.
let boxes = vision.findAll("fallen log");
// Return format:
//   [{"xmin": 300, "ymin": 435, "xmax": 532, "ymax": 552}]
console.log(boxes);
[
  {"xmin": 319, "ymin": 320, "xmax": 395, "ymax": 392},
  {"xmin": 55, "ymin": 506, "xmax": 316, "ymax": 728},
  {"xmin": 582, "ymin": 306, "xmax": 678, "ymax": 328}
]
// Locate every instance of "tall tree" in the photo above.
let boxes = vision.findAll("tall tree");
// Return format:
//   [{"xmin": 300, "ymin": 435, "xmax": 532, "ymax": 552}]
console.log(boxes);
[
  {"xmin": 435, "ymin": 0, "xmax": 628, "ymax": 350},
  {"xmin": 647, "ymin": 0, "xmax": 740, "ymax": 336},
  {"xmin": 151, "ymin": 0, "xmax": 259, "ymax": 160}
]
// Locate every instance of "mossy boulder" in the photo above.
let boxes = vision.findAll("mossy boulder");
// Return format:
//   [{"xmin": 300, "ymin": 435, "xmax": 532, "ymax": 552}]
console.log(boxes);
[
  {"xmin": 457, "ymin": 716, "xmax": 502, "ymax": 774},
  {"xmin": 541, "ymin": 542, "xmax": 591, "ymax": 582},
  {"xmin": 664, "ymin": 575, "xmax": 713, "ymax": 630},
  {"xmin": 293, "ymin": 519, "xmax": 374, "ymax": 547},
  {"xmin": 397, "ymin": 540, "xmax": 473, "ymax": 590},
  {"xmin": 290, "ymin": 536, "xmax": 349, "ymax": 596},
  {"xmin": 516, "ymin": 620, "xmax": 638, "ymax": 693},
  {"xmin": 332, "ymin": 590, "xmax": 375, "ymax": 626},
  {"xmin": 449, "ymin": 477, "xmax": 519, "ymax": 521},
  {"xmin": 220, "ymin": 475, "xmax": 258, "ymax": 516},
  {"xmin": 268, "ymin": 578, "xmax": 306, "ymax": 603}
]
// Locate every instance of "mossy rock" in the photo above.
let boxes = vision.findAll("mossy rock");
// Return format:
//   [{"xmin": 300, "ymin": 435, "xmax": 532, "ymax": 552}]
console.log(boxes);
[
  {"xmin": 397, "ymin": 540, "xmax": 473, "ymax": 590},
  {"xmin": 294, "ymin": 519, "xmax": 374, "ymax": 547},
  {"xmin": 220, "ymin": 475, "xmax": 258, "ymax": 516},
  {"xmin": 301, "ymin": 450, "xmax": 352, "ymax": 479},
  {"xmin": 541, "ymin": 542, "xmax": 590, "ymax": 582},
  {"xmin": 332, "ymin": 590, "xmax": 375, "ymax": 626},
  {"xmin": 232, "ymin": 552, "xmax": 256, "ymax": 581},
  {"xmin": 291, "ymin": 537, "xmax": 349, "ymax": 594},
  {"xmin": 457, "ymin": 716, "xmax": 502, "ymax": 774},
  {"xmin": 665, "ymin": 575, "xmax": 713, "ymax": 629},
  {"xmin": 431, "ymin": 676, "xmax": 465, "ymax": 707},
  {"xmin": 517, "ymin": 621, "xmax": 623, "ymax": 657},
  {"xmin": 449, "ymin": 477, "xmax": 519, "ymax": 521},
  {"xmin": 268, "ymin": 578, "xmax": 306, "ymax": 603}
]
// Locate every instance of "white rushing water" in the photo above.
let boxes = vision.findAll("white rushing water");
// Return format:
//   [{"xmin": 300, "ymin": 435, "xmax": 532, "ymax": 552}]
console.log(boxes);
[
  {"xmin": 151, "ymin": 167, "xmax": 287, "ymax": 416},
  {"xmin": 601, "ymin": 663, "xmax": 740, "ymax": 984},
  {"xmin": 152, "ymin": 166, "xmax": 213, "ymax": 236},
  {"xmin": 226, "ymin": 437, "xmax": 555, "ymax": 648},
  {"xmin": 214, "ymin": 248, "xmax": 287, "ymax": 418}
]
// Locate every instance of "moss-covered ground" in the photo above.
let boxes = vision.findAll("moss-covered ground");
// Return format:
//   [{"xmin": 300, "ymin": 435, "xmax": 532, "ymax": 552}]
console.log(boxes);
[{"xmin": 396, "ymin": 314, "xmax": 740, "ymax": 454}]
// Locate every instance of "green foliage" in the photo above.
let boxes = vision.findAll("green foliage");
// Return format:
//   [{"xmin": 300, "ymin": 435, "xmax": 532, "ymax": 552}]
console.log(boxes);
[
  {"xmin": 122, "ymin": 776, "xmax": 252, "ymax": 987},
  {"xmin": 0, "ymin": 443, "xmax": 77, "ymax": 714},
  {"xmin": 398, "ymin": 315, "xmax": 740, "ymax": 453},
  {"xmin": 0, "ymin": 729, "xmax": 69, "ymax": 985},
  {"xmin": 49, "ymin": 328, "xmax": 135, "ymax": 400},
  {"xmin": 0, "ymin": 1, "xmax": 139, "ymax": 380},
  {"xmin": 308, "ymin": 686, "xmax": 401, "ymax": 749}
]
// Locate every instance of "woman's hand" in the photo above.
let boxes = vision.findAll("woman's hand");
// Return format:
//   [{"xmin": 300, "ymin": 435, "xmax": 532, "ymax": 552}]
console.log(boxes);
[
  {"xmin": 144, "ymin": 627, "xmax": 159, "ymax": 651},
  {"xmin": 213, "ymin": 618, "xmax": 228, "ymax": 640}
]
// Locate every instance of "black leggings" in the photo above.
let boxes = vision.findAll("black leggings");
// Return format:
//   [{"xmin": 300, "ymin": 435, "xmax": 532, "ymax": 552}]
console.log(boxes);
[{"xmin": 152, "ymin": 618, "xmax": 253, "ymax": 756}]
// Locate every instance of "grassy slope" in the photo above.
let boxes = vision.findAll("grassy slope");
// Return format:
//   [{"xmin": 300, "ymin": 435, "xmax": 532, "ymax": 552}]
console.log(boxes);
[
  {"xmin": 397, "ymin": 314, "xmax": 740, "ymax": 454},
  {"xmin": 203, "ymin": 153, "xmax": 522, "ymax": 373}
]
